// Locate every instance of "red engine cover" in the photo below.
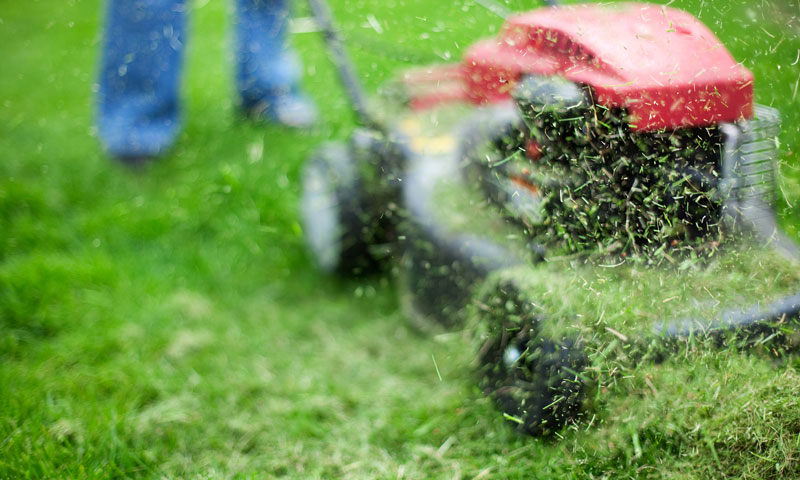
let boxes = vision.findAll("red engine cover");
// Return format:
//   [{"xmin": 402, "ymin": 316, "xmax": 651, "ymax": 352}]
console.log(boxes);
[{"xmin": 462, "ymin": 3, "xmax": 754, "ymax": 131}]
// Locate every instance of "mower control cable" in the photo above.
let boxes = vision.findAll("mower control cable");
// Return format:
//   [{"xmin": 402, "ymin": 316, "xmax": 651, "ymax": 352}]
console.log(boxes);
[
  {"xmin": 307, "ymin": 0, "xmax": 386, "ymax": 133},
  {"xmin": 474, "ymin": 0, "xmax": 560, "ymax": 18},
  {"xmin": 306, "ymin": 0, "xmax": 561, "ymax": 131}
]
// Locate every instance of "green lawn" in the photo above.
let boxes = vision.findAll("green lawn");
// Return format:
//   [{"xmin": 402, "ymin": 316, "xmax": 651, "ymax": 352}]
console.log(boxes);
[{"xmin": 2, "ymin": 0, "xmax": 799, "ymax": 478}]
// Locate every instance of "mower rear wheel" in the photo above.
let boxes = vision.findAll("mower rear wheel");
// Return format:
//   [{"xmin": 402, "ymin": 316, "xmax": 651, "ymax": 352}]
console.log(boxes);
[{"xmin": 300, "ymin": 142, "xmax": 382, "ymax": 275}]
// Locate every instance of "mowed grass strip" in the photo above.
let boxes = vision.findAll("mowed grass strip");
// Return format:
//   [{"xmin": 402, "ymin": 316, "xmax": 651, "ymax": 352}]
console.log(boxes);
[{"xmin": 1, "ymin": 0, "xmax": 799, "ymax": 478}]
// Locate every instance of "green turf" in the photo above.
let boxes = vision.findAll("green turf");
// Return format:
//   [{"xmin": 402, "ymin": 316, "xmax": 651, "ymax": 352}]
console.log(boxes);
[{"xmin": 1, "ymin": 0, "xmax": 799, "ymax": 478}]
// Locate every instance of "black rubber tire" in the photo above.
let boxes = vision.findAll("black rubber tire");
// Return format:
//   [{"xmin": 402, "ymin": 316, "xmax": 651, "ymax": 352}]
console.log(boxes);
[
  {"xmin": 474, "ymin": 276, "xmax": 586, "ymax": 436},
  {"xmin": 300, "ymin": 142, "xmax": 384, "ymax": 275}
]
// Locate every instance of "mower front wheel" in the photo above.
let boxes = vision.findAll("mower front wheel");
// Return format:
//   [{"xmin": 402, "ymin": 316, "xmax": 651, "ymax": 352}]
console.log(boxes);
[{"xmin": 474, "ymin": 274, "xmax": 587, "ymax": 436}]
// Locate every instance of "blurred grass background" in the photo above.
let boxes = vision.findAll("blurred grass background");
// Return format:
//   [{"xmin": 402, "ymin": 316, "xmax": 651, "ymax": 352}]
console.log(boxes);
[{"xmin": 1, "ymin": 0, "xmax": 799, "ymax": 478}]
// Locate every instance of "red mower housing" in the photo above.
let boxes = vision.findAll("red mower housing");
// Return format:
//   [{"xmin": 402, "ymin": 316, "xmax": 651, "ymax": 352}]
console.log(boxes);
[{"xmin": 405, "ymin": 3, "xmax": 754, "ymax": 131}]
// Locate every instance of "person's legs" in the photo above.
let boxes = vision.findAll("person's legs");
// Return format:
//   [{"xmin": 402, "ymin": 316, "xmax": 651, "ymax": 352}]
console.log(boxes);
[
  {"xmin": 235, "ymin": 0, "xmax": 316, "ymax": 127},
  {"xmin": 97, "ymin": 0, "xmax": 187, "ymax": 161}
]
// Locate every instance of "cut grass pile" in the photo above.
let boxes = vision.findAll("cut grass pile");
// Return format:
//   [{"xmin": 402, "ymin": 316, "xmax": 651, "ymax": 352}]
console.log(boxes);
[
  {"xmin": 481, "ymin": 244, "xmax": 800, "ymax": 340},
  {"xmin": 1, "ymin": 0, "xmax": 800, "ymax": 478}
]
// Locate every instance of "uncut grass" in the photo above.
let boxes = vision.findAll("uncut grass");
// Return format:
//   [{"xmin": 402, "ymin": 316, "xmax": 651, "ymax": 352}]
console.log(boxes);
[{"xmin": 1, "ymin": 0, "xmax": 799, "ymax": 479}]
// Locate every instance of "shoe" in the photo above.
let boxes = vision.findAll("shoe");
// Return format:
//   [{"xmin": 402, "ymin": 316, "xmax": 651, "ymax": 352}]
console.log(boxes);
[
  {"xmin": 98, "ymin": 113, "xmax": 179, "ymax": 165},
  {"xmin": 113, "ymin": 154, "xmax": 155, "ymax": 168},
  {"xmin": 243, "ymin": 92, "xmax": 318, "ymax": 129}
]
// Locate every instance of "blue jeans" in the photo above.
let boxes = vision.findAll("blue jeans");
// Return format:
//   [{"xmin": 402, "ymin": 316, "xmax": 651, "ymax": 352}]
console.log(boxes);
[{"xmin": 97, "ymin": 0, "xmax": 301, "ymax": 158}]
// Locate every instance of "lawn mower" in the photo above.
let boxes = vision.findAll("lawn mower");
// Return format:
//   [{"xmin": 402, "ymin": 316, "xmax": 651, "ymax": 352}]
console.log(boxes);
[{"xmin": 300, "ymin": 0, "xmax": 800, "ymax": 435}]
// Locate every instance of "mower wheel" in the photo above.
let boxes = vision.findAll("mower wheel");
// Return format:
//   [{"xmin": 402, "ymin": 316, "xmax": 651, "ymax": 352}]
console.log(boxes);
[
  {"xmin": 474, "ymin": 274, "xmax": 586, "ymax": 436},
  {"xmin": 300, "ymin": 142, "xmax": 383, "ymax": 275}
]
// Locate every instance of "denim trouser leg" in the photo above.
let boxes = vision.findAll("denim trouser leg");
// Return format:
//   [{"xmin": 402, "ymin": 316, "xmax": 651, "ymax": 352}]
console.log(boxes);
[
  {"xmin": 97, "ymin": 0, "xmax": 186, "ymax": 158},
  {"xmin": 235, "ymin": 0, "xmax": 301, "ymax": 108}
]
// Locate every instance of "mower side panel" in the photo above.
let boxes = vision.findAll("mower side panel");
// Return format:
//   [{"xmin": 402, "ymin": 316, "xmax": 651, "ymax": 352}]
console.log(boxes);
[{"xmin": 396, "ymin": 104, "xmax": 525, "ymax": 328}]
